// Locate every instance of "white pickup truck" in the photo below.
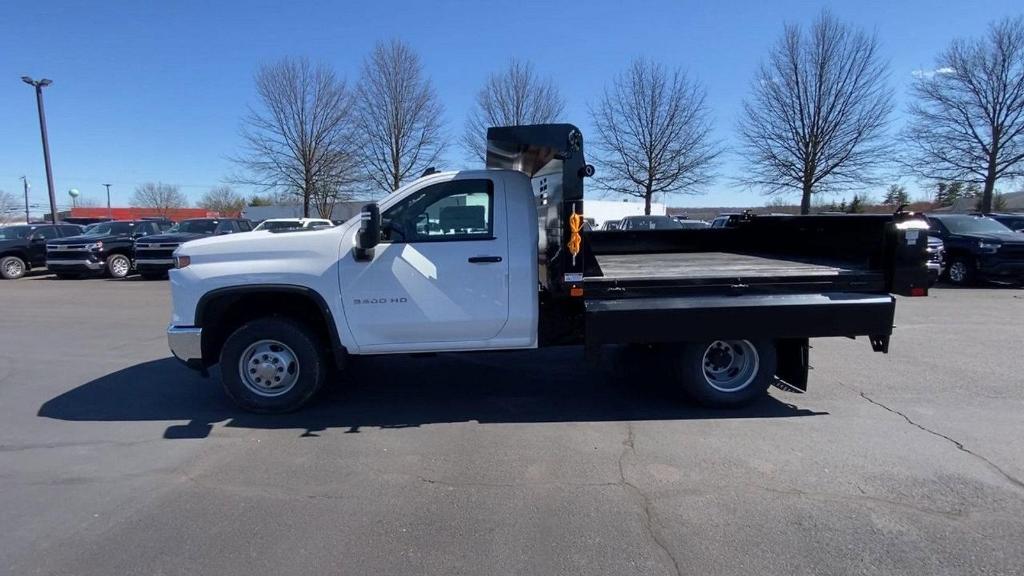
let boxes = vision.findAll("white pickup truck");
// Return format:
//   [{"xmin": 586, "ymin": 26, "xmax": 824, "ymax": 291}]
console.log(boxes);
[{"xmin": 167, "ymin": 125, "xmax": 930, "ymax": 413}]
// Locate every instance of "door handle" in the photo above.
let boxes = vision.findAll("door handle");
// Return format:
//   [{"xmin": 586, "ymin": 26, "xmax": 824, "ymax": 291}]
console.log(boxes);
[{"xmin": 468, "ymin": 256, "xmax": 503, "ymax": 263}]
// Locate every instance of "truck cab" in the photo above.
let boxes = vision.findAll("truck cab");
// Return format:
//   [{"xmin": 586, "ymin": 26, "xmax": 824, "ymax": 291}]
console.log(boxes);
[{"xmin": 167, "ymin": 124, "xmax": 929, "ymax": 413}]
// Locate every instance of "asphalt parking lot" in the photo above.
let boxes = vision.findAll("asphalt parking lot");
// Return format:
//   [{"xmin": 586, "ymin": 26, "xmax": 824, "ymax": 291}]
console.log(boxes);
[{"xmin": 1, "ymin": 276, "xmax": 1022, "ymax": 575}]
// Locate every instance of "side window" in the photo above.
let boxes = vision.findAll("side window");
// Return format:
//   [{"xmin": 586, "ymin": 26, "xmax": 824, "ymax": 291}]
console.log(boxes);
[
  {"xmin": 34, "ymin": 226, "xmax": 60, "ymax": 239},
  {"xmin": 215, "ymin": 221, "xmax": 234, "ymax": 234},
  {"xmin": 382, "ymin": 179, "xmax": 494, "ymax": 243},
  {"xmin": 236, "ymin": 220, "xmax": 252, "ymax": 231},
  {"xmin": 59, "ymin": 226, "xmax": 81, "ymax": 237}
]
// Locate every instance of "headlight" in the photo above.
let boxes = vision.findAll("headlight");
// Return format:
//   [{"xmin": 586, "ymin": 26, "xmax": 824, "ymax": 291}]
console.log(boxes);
[
  {"xmin": 174, "ymin": 255, "xmax": 191, "ymax": 269},
  {"xmin": 978, "ymin": 241, "xmax": 1000, "ymax": 253},
  {"xmin": 85, "ymin": 242, "xmax": 103, "ymax": 251}
]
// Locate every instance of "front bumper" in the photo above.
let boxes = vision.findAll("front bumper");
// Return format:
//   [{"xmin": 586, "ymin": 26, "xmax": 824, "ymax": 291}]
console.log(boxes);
[
  {"xmin": 168, "ymin": 325, "xmax": 203, "ymax": 368},
  {"xmin": 46, "ymin": 259, "xmax": 106, "ymax": 271},
  {"xmin": 136, "ymin": 259, "xmax": 175, "ymax": 272}
]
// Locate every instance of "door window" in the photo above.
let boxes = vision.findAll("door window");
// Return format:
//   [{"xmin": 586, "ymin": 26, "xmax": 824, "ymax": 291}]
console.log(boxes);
[
  {"xmin": 382, "ymin": 179, "xmax": 493, "ymax": 243},
  {"xmin": 33, "ymin": 226, "xmax": 59, "ymax": 240},
  {"xmin": 237, "ymin": 220, "xmax": 252, "ymax": 231}
]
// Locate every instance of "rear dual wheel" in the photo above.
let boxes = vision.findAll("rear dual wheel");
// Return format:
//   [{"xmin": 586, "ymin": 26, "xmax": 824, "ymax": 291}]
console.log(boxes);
[{"xmin": 671, "ymin": 339, "xmax": 777, "ymax": 407}]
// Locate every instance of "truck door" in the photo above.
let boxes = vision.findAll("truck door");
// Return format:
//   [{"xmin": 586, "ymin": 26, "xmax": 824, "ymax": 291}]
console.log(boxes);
[{"xmin": 339, "ymin": 176, "xmax": 510, "ymax": 349}]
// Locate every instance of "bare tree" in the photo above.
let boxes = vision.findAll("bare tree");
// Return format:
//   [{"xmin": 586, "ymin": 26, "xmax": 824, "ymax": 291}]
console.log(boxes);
[
  {"xmin": 460, "ymin": 59, "xmax": 564, "ymax": 162},
  {"xmin": 232, "ymin": 57, "xmax": 360, "ymax": 217},
  {"xmin": 590, "ymin": 58, "xmax": 720, "ymax": 214},
  {"xmin": 357, "ymin": 39, "xmax": 446, "ymax": 194},
  {"xmin": 198, "ymin": 186, "xmax": 247, "ymax": 215},
  {"xmin": 902, "ymin": 16, "xmax": 1024, "ymax": 213},
  {"xmin": 130, "ymin": 182, "xmax": 187, "ymax": 215},
  {"xmin": 737, "ymin": 12, "xmax": 894, "ymax": 214},
  {"xmin": 0, "ymin": 190, "xmax": 18, "ymax": 224}
]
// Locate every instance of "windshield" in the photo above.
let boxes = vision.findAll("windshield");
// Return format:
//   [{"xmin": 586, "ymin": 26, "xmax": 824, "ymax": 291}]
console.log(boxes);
[
  {"xmin": 256, "ymin": 220, "xmax": 302, "ymax": 231},
  {"xmin": 0, "ymin": 226, "xmax": 32, "ymax": 240},
  {"xmin": 172, "ymin": 220, "xmax": 219, "ymax": 234},
  {"xmin": 935, "ymin": 216, "xmax": 1012, "ymax": 235},
  {"xmin": 83, "ymin": 222, "xmax": 132, "ymax": 236},
  {"xmin": 623, "ymin": 216, "xmax": 683, "ymax": 230}
]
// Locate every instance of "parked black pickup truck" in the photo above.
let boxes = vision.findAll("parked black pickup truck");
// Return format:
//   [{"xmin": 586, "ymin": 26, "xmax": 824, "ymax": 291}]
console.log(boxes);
[
  {"xmin": 134, "ymin": 218, "xmax": 252, "ymax": 279},
  {"xmin": 46, "ymin": 220, "xmax": 162, "ymax": 279},
  {"xmin": 925, "ymin": 213, "xmax": 1024, "ymax": 285},
  {"xmin": 0, "ymin": 223, "xmax": 83, "ymax": 279}
]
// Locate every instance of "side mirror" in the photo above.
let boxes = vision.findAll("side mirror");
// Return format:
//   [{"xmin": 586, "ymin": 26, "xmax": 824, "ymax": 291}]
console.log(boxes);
[
  {"xmin": 30, "ymin": 235, "xmax": 46, "ymax": 243},
  {"xmin": 354, "ymin": 203, "xmax": 381, "ymax": 262}
]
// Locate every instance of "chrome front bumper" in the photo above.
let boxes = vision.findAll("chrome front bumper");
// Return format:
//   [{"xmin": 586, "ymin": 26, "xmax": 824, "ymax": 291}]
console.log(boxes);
[
  {"xmin": 46, "ymin": 259, "xmax": 105, "ymax": 270},
  {"xmin": 167, "ymin": 325, "xmax": 203, "ymax": 364}
]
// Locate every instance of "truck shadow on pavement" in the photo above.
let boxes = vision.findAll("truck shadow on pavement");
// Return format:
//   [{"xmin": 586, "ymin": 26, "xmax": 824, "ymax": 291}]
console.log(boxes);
[{"xmin": 38, "ymin": 346, "xmax": 826, "ymax": 439}]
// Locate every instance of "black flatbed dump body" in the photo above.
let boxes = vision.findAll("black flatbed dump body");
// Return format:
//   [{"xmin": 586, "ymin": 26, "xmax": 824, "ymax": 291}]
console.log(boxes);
[
  {"xmin": 485, "ymin": 124, "xmax": 930, "ymax": 359},
  {"xmin": 581, "ymin": 215, "xmax": 930, "ymax": 351}
]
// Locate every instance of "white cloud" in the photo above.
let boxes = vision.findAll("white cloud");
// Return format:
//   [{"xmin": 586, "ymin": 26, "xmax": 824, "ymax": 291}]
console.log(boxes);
[{"xmin": 912, "ymin": 67, "xmax": 955, "ymax": 79}]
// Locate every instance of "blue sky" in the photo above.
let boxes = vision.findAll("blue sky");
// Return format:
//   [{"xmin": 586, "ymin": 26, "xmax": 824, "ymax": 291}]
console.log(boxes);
[{"xmin": 1, "ymin": 0, "xmax": 1019, "ymax": 213}]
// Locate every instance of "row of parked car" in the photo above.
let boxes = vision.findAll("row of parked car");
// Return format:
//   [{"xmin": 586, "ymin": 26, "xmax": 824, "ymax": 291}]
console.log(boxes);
[
  {"xmin": 2, "ymin": 212, "xmax": 1022, "ymax": 285},
  {"xmin": 0, "ymin": 217, "xmax": 335, "ymax": 280},
  {"xmin": 589, "ymin": 212, "xmax": 1024, "ymax": 287}
]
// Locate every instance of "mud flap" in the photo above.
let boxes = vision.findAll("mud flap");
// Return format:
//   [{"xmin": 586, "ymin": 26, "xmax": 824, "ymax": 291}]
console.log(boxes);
[{"xmin": 775, "ymin": 338, "xmax": 809, "ymax": 392}]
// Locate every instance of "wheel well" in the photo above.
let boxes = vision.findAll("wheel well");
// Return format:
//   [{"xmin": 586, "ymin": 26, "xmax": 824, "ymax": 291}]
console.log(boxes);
[
  {"xmin": 198, "ymin": 289, "xmax": 341, "ymax": 367},
  {"xmin": 1, "ymin": 250, "xmax": 28, "ymax": 261}
]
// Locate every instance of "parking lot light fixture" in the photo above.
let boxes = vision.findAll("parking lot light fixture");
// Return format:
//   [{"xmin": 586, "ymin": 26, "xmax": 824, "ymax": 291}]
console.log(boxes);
[{"xmin": 22, "ymin": 76, "xmax": 59, "ymax": 224}]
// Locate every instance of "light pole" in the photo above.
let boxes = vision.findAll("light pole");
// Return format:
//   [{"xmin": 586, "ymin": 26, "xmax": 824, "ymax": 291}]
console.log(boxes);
[
  {"xmin": 20, "ymin": 176, "xmax": 30, "ymax": 223},
  {"xmin": 103, "ymin": 184, "xmax": 112, "ymax": 219},
  {"xmin": 22, "ymin": 76, "xmax": 59, "ymax": 224}
]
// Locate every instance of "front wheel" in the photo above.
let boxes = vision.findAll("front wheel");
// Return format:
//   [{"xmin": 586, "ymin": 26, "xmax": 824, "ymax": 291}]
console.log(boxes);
[
  {"xmin": 946, "ymin": 257, "xmax": 975, "ymax": 286},
  {"xmin": 106, "ymin": 254, "xmax": 132, "ymax": 279},
  {"xmin": 1, "ymin": 256, "xmax": 27, "ymax": 280},
  {"xmin": 219, "ymin": 317, "xmax": 329, "ymax": 413},
  {"xmin": 671, "ymin": 339, "xmax": 777, "ymax": 407}
]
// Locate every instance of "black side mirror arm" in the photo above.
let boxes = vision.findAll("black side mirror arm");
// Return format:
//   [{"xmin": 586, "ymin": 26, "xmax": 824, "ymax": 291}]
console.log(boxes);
[{"xmin": 354, "ymin": 203, "xmax": 381, "ymax": 262}]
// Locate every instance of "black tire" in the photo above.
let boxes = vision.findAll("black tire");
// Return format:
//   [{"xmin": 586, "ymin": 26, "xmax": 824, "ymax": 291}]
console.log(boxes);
[
  {"xmin": 945, "ymin": 256, "xmax": 975, "ymax": 286},
  {"xmin": 219, "ymin": 317, "xmax": 328, "ymax": 413},
  {"xmin": 671, "ymin": 339, "xmax": 777, "ymax": 408},
  {"xmin": 54, "ymin": 273, "xmax": 81, "ymax": 280},
  {"xmin": 106, "ymin": 254, "xmax": 132, "ymax": 279},
  {"xmin": 140, "ymin": 271, "xmax": 167, "ymax": 280},
  {"xmin": 1, "ymin": 256, "xmax": 27, "ymax": 280}
]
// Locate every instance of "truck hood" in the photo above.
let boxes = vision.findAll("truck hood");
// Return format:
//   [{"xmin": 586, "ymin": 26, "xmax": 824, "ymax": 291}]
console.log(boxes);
[
  {"xmin": 137, "ymin": 232, "xmax": 212, "ymax": 244},
  {"xmin": 47, "ymin": 234, "xmax": 123, "ymax": 245},
  {"xmin": 950, "ymin": 232, "xmax": 1024, "ymax": 244},
  {"xmin": 176, "ymin": 225, "xmax": 349, "ymax": 259}
]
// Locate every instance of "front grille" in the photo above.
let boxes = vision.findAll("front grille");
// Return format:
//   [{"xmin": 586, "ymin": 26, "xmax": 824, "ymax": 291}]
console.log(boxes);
[
  {"xmin": 135, "ymin": 248, "xmax": 176, "ymax": 259},
  {"xmin": 47, "ymin": 244, "xmax": 87, "ymax": 252},
  {"xmin": 999, "ymin": 245, "xmax": 1024, "ymax": 260},
  {"xmin": 49, "ymin": 250, "xmax": 92, "ymax": 260}
]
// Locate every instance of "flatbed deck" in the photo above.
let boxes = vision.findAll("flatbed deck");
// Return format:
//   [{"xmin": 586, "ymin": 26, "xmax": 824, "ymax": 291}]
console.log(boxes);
[
  {"xmin": 584, "ymin": 252, "xmax": 885, "ymax": 296},
  {"xmin": 590, "ymin": 252, "xmax": 866, "ymax": 281}
]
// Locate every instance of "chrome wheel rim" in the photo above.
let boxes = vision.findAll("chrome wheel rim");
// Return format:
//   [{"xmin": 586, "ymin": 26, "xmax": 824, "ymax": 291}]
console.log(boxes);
[
  {"xmin": 110, "ymin": 256, "xmax": 130, "ymax": 277},
  {"xmin": 949, "ymin": 261, "xmax": 967, "ymax": 283},
  {"xmin": 3, "ymin": 258, "xmax": 24, "ymax": 279},
  {"xmin": 238, "ymin": 339, "xmax": 300, "ymax": 397},
  {"xmin": 701, "ymin": 340, "xmax": 759, "ymax": 393}
]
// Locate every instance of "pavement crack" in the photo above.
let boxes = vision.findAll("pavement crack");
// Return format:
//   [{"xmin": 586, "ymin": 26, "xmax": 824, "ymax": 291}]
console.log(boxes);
[
  {"xmin": 617, "ymin": 422, "xmax": 683, "ymax": 576},
  {"xmin": 852, "ymin": 387, "xmax": 1024, "ymax": 493}
]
